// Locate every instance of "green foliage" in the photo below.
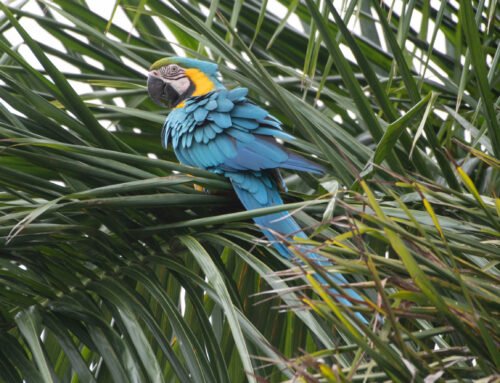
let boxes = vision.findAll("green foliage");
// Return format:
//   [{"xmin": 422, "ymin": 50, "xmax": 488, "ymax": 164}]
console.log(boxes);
[{"xmin": 0, "ymin": 1, "xmax": 498, "ymax": 382}]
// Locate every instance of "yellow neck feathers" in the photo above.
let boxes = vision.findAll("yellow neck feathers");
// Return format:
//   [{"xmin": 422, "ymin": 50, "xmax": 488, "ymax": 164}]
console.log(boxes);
[
  {"xmin": 185, "ymin": 68, "xmax": 215, "ymax": 96},
  {"xmin": 175, "ymin": 68, "xmax": 215, "ymax": 108}
]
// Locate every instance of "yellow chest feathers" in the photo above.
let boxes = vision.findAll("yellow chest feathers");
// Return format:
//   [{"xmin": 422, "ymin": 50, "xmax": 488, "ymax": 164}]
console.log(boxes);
[
  {"xmin": 175, "ymin": 68, "xmax": 215, "ymax": 109},
  {"xmin": 185, "ymin": 68, "xmax": 215, "ymax": 96}
]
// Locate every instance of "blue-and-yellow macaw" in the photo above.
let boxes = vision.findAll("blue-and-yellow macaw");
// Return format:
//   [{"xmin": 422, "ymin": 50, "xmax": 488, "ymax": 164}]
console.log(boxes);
[{"xmin": 147, "ymin": 57, "xmax": 364, "ymax": 311}]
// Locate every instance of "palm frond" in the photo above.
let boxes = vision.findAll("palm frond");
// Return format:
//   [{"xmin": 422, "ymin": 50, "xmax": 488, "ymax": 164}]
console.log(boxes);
[{"xmin": 0, "ymin": 1, "xmax": 498, "ymax": 382}]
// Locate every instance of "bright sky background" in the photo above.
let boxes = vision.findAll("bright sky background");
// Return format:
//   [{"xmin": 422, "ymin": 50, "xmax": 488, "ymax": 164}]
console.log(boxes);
[
  {"xmin": 1, "ymin": 0, "xmax": 459, "ymax": 143},
  {"xmin": 4, "ymin": 0, "xmax": 452, "ymax": 86},
  {"xmin": 2, "ymin": 0, "xmax": 457, "ymax": 141}
]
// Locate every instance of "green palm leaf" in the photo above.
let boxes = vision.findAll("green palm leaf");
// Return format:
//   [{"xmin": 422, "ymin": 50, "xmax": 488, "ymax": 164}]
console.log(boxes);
[{"xmin": 0, "ymin": 1, "xmax": 498, "ymax": 382}]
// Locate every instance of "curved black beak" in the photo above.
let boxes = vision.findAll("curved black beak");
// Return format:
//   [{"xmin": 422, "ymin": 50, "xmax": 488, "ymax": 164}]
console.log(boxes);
[{"xmin": 147, "ymin": 72, "xmax": 180, "ymax": 108}]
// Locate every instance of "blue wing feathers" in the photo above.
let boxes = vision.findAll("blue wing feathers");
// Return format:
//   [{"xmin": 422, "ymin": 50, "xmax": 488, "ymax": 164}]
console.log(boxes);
[
  {"xmin": 282, "ymin": 152, "xmax": 325, "ymax": 174},
  {"xmin": 253, "ymin": 127, "xmax": 292, "ymax": 140},
  {"xmin": 162, "ymin": 86, "xmax": 364, "ymax": 319},
  {"xmin": 164, "ymin": 88, "xmax": 324, "ymax": 176},
  {"xmin": 228, "ymin": 149, "xmax": 277, "ymax": 171},
  {"xmin": 194, "ymin": 107, "xmax": 208, "ymax": 122},
  {"xmin": 214, "ymin": 135, "xmax": 237, "ymax": 158},
  {"xmin": 194, "ymin": 126, "xmax": 204, "ymax": 143},
  {"xmin": 226, "ymin": 128, "xmax": 254, "ymax": 143},
  {"xmin": 210, "ymin": 122, "xmax": 223, "ymax": 134},
  {"xmin": 231, "ymin": 104, "xmax": 267, "ymax": 120},
  {"xmin": 205, "ymin": 100, "xmax": 217, "ymax": 110},
  {"xmin": 209, "ymin": 112, "xmax": 232, "ymax": 128},
  {"xmin": 227, "ymin": 87, "xmax": 248, "ymax": 100},
  {"xmin": 216, "ymin": 98, "xmax": 234, "ymax": 112},
  {"xmin": 232, "ymin": 117, "xmax": 259, "ymax": 130},
  {"xmin": 170, "ymin": 89, "xmax": 360, "ymax": 300}
]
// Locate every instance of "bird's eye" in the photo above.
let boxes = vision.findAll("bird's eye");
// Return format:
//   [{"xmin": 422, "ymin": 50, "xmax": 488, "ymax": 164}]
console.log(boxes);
[
  {"xmin": 159, "ymin": 64, "xmax": 181, "ymax": 77},
  {"xmin": 166, "ymin": 64, "xmax": 180, "ymax": 75}
]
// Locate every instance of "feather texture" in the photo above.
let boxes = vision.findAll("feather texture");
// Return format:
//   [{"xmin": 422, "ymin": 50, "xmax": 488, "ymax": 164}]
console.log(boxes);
[
  {"xmin": 164, "ymin": 88, "xmax": 324, "ymax": 175},
  {"xmin": 162, "ymin": 86, "xmax": 365, "ymax": 318}
]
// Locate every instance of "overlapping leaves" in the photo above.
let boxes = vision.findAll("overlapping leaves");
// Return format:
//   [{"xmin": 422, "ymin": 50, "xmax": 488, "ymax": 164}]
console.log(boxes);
[{"xmin": 0, "ymin": 0, "xmax": 498, "ymax": 382}]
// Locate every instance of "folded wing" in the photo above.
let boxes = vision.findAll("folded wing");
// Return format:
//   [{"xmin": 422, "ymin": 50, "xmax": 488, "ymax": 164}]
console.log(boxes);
[{"xmin": 163, "ymin": 88, "xmax": 324, "ymax": 176}]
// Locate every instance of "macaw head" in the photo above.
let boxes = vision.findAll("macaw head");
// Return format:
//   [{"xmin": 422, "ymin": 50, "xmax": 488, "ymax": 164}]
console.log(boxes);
[{"xmin": 147, "ymin": 57, "xmax": 222, "ymax": 108}]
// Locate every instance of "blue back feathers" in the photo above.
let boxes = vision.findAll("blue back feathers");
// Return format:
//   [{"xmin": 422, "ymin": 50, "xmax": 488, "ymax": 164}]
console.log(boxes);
[
  {"xmin": 158, "ymin": 61, "xmax": 365, "ymax": 319},
  {"xmin": 162, "ymin": 87, "xmax": 324, "ymax": 176}
]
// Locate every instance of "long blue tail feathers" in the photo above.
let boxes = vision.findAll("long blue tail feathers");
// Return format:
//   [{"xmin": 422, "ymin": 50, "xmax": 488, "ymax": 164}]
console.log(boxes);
[{"xmin": 230, "ymin": 173, "xmax": 366, "ymax": 322}]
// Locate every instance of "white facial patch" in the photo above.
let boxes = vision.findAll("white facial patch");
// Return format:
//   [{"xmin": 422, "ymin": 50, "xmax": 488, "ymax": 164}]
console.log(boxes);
[{"xmin": 170, "ymin": 77, "xmax": 191, "ymax": 95}]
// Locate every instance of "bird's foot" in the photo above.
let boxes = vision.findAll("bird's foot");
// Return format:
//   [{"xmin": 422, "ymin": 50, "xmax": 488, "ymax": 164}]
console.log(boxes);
[{"xmin": 193, "ymin": 183, "xmax": 206, "ymax": 193}]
